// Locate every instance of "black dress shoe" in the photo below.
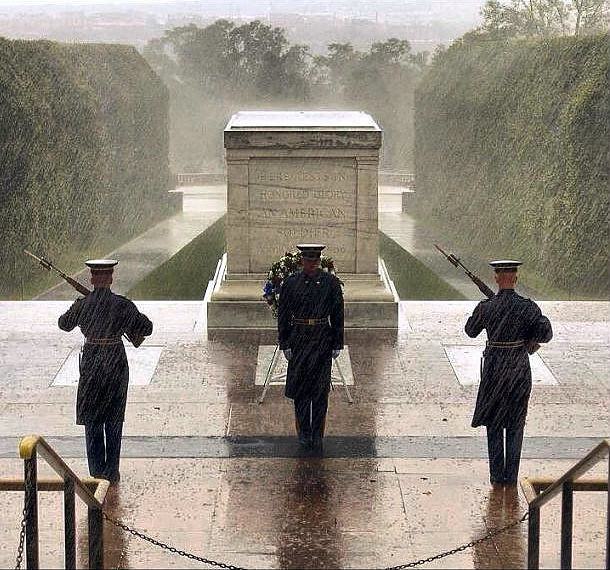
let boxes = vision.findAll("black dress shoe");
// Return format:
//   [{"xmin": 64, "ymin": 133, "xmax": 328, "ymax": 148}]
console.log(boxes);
[
  {"xmin": 298, "ymin": 436, "xmax": 312, "ymax": 448},
  {"xmin": 104, "ymin": 471, "xmax": 121, "ymax": 484}
]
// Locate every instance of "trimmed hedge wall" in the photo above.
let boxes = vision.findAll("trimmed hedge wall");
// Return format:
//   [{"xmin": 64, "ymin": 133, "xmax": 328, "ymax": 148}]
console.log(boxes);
[
  {"xmin": 413, "ymin": 33, "xmax": 609, "ymax": 297},
  {"xmin": 0, "ymin": 38, "xmax": 176, "ymax": 299}
]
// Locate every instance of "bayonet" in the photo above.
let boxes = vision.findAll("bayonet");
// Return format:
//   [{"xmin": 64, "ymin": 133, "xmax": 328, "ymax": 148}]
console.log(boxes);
[
  {"xmin": 434, "ymin": 244, "xmax": 495, "ymax": 299},
  {"xmin": 24, "ymin": 249, "xmax": 91, "ymax": 296}
]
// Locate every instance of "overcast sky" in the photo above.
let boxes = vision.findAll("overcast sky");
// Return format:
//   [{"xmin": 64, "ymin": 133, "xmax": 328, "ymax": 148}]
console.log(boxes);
[
  {"xmin": 0, "ymin": 0, "xmax": 161, "ymax": 4},
  {"xmin": 0, "ymin": 0, "xmax": 485, "ymax": 7}
]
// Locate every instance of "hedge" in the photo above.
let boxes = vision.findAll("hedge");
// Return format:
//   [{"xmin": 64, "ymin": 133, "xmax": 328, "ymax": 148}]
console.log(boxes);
[
  {"xmin": 413, "ymin": 33, "xmax": 609, "ymax": 297},
  {"xmin": 0, "ymin": 38, "xmax": 176, "ymax": 299}
]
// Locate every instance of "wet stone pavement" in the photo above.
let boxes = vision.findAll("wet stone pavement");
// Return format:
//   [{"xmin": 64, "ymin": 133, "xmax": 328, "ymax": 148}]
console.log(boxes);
[{"xmin": 0, "ymin": 300, "xmax": 608, "ymax": 568}]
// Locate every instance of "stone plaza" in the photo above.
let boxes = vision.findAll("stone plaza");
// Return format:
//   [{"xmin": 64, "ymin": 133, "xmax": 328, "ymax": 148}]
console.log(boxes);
[{"xmin": 0, "ymin": 184, "xmax": 608, "ymax": 568}]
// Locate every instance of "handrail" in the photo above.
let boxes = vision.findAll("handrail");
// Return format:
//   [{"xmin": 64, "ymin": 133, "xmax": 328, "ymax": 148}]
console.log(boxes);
[
  {"xmin": 528, "ymin": 439, "xmax": 609, "ymax": 509},
  {"xmin": 0, "ymin": 478, "xmax": 109, "ymax": 495},
  {"xmin": 523, "ymin": 477, "xmax": 607, "ymax": 495},
  {"xmin": 16, "ymin": 434, "xmax": 108, "ymax": 569},
  {"xmin": 19, "ymin": 435, "xmax": 104, "ymax": 508},
  {"xmin": 520, "ymin": 438, "xmax": 609, "ymax": 570}
]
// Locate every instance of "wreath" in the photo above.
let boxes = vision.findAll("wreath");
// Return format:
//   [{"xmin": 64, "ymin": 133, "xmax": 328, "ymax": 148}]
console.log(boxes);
[{"xmin": 262, "ymin": 250, "xmax": 339, "ymax": 318}]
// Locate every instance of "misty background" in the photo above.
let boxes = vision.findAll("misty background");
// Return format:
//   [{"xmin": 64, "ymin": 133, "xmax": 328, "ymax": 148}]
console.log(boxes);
[
  {"xmin": 0, "ymin": 0, "xmax": 607, "ymax": 299},
  {"xmin": 0, "ymin": 0, "xmax": 487, "ymax": 172}
]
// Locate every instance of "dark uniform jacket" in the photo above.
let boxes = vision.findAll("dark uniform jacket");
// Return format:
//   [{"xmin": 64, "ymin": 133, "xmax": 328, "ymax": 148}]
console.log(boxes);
[
  {"xmin": 278, "ymin": 269, "xmax": 344, "ymax": 400},
  {"xmin": 465, "ymin": 289, "xmax": 552, "ymax": 429},
  {"xmin": 58, "ymin": 288, "xmax": 153, "ymax": 425}
]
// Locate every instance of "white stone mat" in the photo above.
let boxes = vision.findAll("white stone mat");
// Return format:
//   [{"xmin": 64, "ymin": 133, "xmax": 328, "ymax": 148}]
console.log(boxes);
[
  {"xmin": 443, "ymin": 344, "xmax": 558, "ymax": 386},
  {"xmin": 51, "ymin": 346, "xmax": 164, "ymax": 386},
  {"xmin": 255, "ymin": 345, "xmax": 354, "ymax": 386}
]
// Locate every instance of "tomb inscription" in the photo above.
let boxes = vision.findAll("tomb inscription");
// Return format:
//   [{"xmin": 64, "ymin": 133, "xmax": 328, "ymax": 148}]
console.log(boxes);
[{"xmin": 248, "ymin": 158, "xmax": 357, "ymax": 272}]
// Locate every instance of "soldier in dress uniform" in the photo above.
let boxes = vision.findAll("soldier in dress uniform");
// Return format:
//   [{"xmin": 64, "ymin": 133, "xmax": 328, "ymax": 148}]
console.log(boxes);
[
  {"xmin": 278, "ymin": 244, "xmax": 344, "ymax": 450},
  {"xmin": 58, "ymin": 259, "xmax": 153, "ymax": 483},
  {"xmin": 465, "ymin": 260, "xmax": 553, "ymax": 486}
]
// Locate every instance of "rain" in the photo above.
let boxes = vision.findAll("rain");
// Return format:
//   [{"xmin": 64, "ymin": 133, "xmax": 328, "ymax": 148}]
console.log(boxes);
[{"xmin": 0, "ymin": 0, "xmax": 608, "ymax": 568}]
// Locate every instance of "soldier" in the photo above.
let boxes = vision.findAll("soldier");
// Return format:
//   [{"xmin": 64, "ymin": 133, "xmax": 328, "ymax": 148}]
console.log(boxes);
[
  {"xmin": 278, "ymin": 244, "xmax": 344, "ymax": 451},
  {"xmin": 58, "ymin": 259, "xmax": 153, "ymax": 483},
  {"xmin": 466, "ymin": 260, "xmax": 552, "ymax": 486}
]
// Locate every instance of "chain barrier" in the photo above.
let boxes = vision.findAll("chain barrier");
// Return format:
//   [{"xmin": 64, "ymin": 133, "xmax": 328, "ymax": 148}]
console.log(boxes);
[
  {"xmin": 14, "ymin": 506, "xmax": 27, "ymax": 570},
  {"xmin": 102, "ymin": 512, "xmax": 248, "ymax": 570},
  {"xmin": 104, "ymin": 508, "xmax": 528, "ymax": 570},
  {"xmin": 383, "ymin": 511, "xmax": 529, "ymax": 569},
  {"xmin": 13, "ymin": 496, "xmax": 527, "ymax": 569}
]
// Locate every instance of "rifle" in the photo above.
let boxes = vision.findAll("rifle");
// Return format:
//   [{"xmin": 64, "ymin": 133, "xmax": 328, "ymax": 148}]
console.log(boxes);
[
  {"xmin": 433, "ymin": 244, "xmax": 539, "ymax": 354},
  {"xmin": 434, "ymin": 244, "xmax": 495, "ymax": 299},
  {"xmin": 24, "ymin": 249, "xmax": 90, "ymax": 296},
  {"xmin": 24, "ymin": 250, "xmax": 143, "ymax": 347}
]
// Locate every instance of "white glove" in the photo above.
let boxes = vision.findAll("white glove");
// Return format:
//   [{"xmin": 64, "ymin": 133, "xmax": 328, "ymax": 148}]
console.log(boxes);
[
  {"xmin": 283, "ymin": 349, "xmax": 292, "ymax": 360},
  {"xmin": 332, "ymin": 349, "xmax": 341, "ymax": 359}
]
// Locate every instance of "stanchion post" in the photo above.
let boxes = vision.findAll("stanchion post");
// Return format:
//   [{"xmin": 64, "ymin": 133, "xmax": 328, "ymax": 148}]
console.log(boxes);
[
  {"xmin": 528, "ymin": 504, "xmax": 540, "ymax": 570},
  {"xmin": 24, "ymin": 452, "xmax": 39, "ymax": 569},
  {"xmin": 606, "ymin": 454, "xmax": 609, "ymax": 570},
  {"xmin": 560, "ymin": 481, "xmax": 574, "ymax": 569},
  {"xmin": 64, "ymin": 478, "xmax": 76, "ymax": 569},
  {"xmin": 88, "ymin": 506, "xmax": 104, "ymax": 570}
]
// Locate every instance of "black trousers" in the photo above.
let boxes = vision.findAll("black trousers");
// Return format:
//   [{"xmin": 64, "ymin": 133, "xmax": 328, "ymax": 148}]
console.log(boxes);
[
  {"xmin": 84, "ymin": 420, "xmax": 124, "ymax": 478},
  {"xmin": 486, "ymin": 424, "xmax": 525, "ymax": 484},
  {"xmin": 294, "ymin": 391, "xmax": 329, "ymax": 442}
]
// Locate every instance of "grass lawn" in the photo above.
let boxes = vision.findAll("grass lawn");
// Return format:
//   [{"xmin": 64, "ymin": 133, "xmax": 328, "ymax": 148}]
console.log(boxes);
[
  {"xmin": 128, "ymin": 215, "xmax": 226, "ymax": 299},
  {"xmin": 127, "ymin": 220, "xmax": 464, "ymax": 301},
  {"xmin": 379, "ymin": 231, "xmax": 466, "ymax": 300}
]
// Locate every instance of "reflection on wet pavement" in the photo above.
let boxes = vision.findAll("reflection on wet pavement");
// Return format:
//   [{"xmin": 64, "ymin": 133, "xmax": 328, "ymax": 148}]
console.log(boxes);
[
  {"xmin": 277, "ymin": 459, "xmax": 343, "ymax": 569},
  {"xmin": 1, "ymin": 300, "xmax": 608, "ymax": 568}
]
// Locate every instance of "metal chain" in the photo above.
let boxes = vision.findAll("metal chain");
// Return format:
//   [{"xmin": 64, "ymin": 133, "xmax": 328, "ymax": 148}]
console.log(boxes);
[
  {"xmin": 14, "ymin": 507, "xmax": 27, "ymax": 570},
  {"xmin": 105, "ymin": 508, "xmax": 526, "ymax": 570},
  {"xmin": 102, "ymin": 512, "xmax": 248, "ymax": 570},
  {"xmin": 384, "ymin": 511, "xmax": 529, "ymax": 569},
  {"xmin": 16, "ymin": 497, "xmax": 526, "ymax": 570}
]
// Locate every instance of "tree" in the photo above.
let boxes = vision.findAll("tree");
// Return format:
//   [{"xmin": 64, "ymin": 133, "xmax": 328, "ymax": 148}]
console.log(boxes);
[
  {"xmin": 147, "ymin": 20, "xmax": 311, "ymax": 100},
  {"xmin": 142, "ymin": 20, "xmax": 313, "ymax": 171},
  {"xmin": 312, "ymin": 38, "xmax": 422, "ymax": 169},
  {"xmin": 572, "ymin": 0, "xmax": 607, "ymax": 34},
  {"xmin": 479, "ymin": 0, "xmax": 608, "ymax": 37},
  {"xmin": 313, "ymin": 43, "xmax": 358, "ymax": 97}
]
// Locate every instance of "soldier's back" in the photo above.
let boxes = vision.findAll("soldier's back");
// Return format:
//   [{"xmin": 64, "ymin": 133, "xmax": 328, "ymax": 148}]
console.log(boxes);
[{"xmin": 485, "ymin": 290, "xmax": 541, "ymax": 342}]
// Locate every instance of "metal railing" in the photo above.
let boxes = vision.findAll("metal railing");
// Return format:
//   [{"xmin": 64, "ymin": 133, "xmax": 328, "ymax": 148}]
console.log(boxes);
[
  {"xmin": 175, "ymin": 172, "xmax": 226, "ymax": 186},
  {"xmin": 520, "ymin": 439, "xmax": 609, "ymax": 569},
  {"xmin": 378, "ymin": 171, "xmax": 415, "ymax": 188},
  {"xmin": 0, "ymin": 435, "xmax": 110, "ymax": 569}
]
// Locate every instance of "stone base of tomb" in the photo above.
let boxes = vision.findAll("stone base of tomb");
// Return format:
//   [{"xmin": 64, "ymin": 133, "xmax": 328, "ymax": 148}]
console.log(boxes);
[{"xmin": 207, "ymin": 271, "xmax": 398, "ymax": 330}]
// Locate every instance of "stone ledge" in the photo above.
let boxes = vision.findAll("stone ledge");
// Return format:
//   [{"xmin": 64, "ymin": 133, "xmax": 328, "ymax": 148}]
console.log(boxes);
[
  {"xmin": 207, "ymin": 299, "xmax": 398, "ymax": 329},
  {"xmin": 211, "ymin": 277, "xmax": 395, "ymax": 303}
]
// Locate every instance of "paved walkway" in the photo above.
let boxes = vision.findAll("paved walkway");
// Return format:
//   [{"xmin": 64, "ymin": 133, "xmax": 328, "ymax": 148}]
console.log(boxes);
[
  {"xmin": 0, "ymin": 299, "xmax": 607, "ymax": 568},
  {"xmin": 378, "ymin": 190, "xmax": 539, "ymax": 300},
  {"xmin": 35, "ymin": 186, "xmax": 225, "ymax": 300}
]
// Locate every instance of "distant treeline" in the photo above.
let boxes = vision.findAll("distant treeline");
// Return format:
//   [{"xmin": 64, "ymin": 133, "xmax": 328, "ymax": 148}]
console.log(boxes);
[
  {"xmin": 413, "ymin": 33, "xmax": 609, "ymax": 297},
  {"xmin": 143, "ymin": 20, "xmax": 426, "ymax": 172},
  {"xmin": 0, "ymin": 38, "xmax": 176, "ymax": 299}
]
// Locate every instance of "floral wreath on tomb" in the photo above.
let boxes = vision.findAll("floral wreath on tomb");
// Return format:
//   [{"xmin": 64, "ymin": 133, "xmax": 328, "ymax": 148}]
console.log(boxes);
[{"xmin": 262, "ymin": 250, "xmax": 342, "ymax": 319}]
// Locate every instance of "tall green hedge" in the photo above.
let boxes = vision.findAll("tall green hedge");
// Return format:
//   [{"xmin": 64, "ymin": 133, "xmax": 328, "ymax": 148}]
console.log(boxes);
[
  {"xmin": 413, "ymin": 33, "xmax": 609, "ymax": 297},
  {"xmin": 0, "ymin": 38, "xmax": 176, "ymax": 299}
]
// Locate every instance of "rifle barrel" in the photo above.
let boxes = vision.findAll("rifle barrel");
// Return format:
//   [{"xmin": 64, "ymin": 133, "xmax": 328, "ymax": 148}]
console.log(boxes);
[
  {"xmin": 434, "ymin": 244, "xmax": 459, "ymax": 267},
  {"xmin": 434, "ymin": 244, "xmax": 495, "ymax": 299}
]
